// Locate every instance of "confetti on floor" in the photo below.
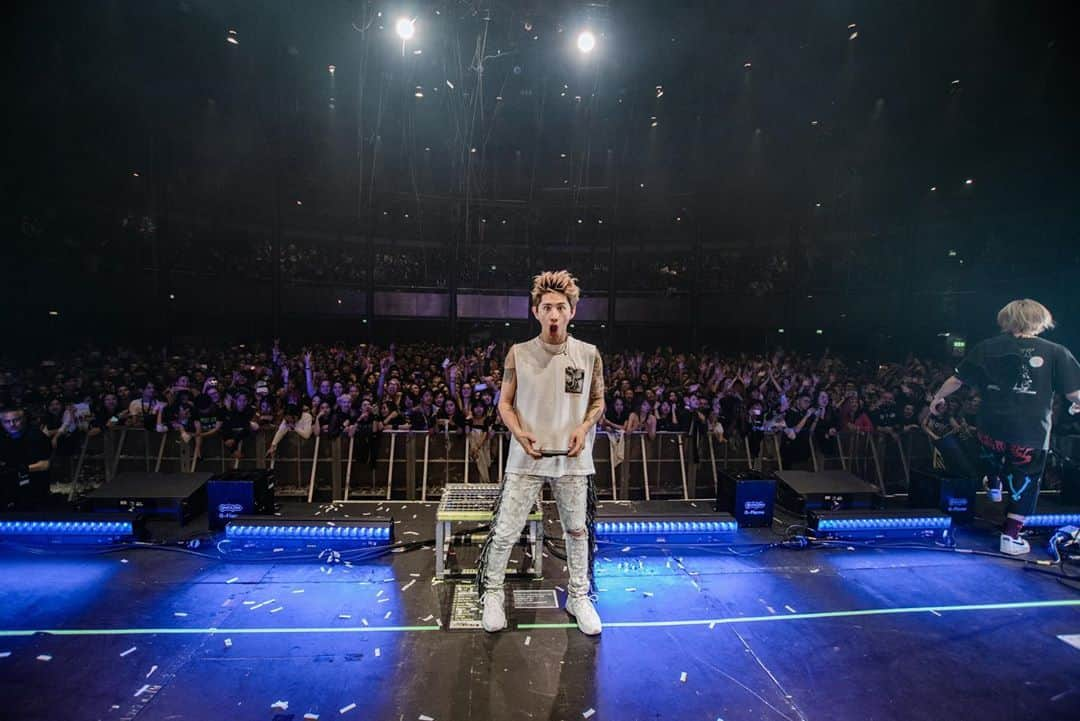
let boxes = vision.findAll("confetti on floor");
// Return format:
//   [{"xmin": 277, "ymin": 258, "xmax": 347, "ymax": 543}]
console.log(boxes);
[
  {"xmin": 524, "ymin": 636, "xmax": 531, "ymax": 646},
  {"xmin": 679, "ymin": 671, "xmax": 687, "ymax": 683},
  {"xmin": 145, "ymin": 665, "xmax": 158, "ymax": 678},
  {"xmin": 224, "ymin": 638, "xmax": 233, "ymax": 648},
  {"xmin": 338, "ymin": 614, "xmax": 352, "ymax": 620},
  {"xmin": 0, "ymin": 652, "xmax": 11, "ymax": 659},
  {"xmin": 270, "ymin": 606, "xmax": 284, "ymax": 614},
  {"xmin": 226, "ymin": 577, "xmax": 239, "ymax": 584},
  {"xmin": 374, "ymin": 648, "xmax": 381, "ymax": 657},
  {"xmin": 119, "ymin": 646, "xmax": 137, "ymax": 657},
  {"xmin": 583, "ymin": 709, "xmax": 596, "ymax": 719},
  {"xmin": 339, "ymin": 702, "xmax": 357, "ymax": 714},
  {"xmin": 304, "ymin": 714, "xmax": 320, "ymax": 721},
  {"xmin": 133, "ymin": 684, "xmax": 150, "ymax": 697},
  {"xmin": 36, "ymin": 655, "xmax": 52, "ymax": 662},
  {"xmin": 271, "ymin": 700, "xmax": 289, "ymax": 711},
  {"xmin": 173, "ymin": 612, "xmax": 189, "ymax": 617}
]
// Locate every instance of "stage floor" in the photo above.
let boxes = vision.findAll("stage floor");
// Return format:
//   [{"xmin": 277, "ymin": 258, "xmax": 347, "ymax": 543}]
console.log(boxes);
[{"xmin": 1, "ymin": 500, "xmax": 1079, "ymax": 721}]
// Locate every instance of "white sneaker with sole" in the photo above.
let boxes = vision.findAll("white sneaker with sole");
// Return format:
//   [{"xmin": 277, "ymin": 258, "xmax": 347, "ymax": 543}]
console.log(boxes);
[
  {"xmin": 481, "ymin": 591, "xmax": 507, "ymax": 633},
  {"xmin": 565, "ymin": 596, "xmax": 602, "ymax": 636},
  {"xmin": 999, "ymin": 533, "xmax": 1030, "ymax": 556}
]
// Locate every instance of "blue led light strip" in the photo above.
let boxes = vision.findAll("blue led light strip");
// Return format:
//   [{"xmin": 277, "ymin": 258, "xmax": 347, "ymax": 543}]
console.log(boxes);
[
  {"xmin": 816, "ymin": 516, "xmax": 951, "ymax": 531},
  {"xmin": 0, "ymin": 520, "xmax": 133, "ymax": 536},
  {"xmin": 225, "ymin": 524, "xmax": 391, "ymax": 541},
  {"xmin": 1022, "ymin": 513, "xmax": 1080, "ymax": 528},
  {"xmin": 595, "ymin": 520, "xmax": 738, "ymax": 535}
]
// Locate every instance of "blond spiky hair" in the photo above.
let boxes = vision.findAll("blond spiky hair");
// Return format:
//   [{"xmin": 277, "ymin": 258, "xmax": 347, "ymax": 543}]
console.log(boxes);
[{"xmin": 530, "ymin": 269, "xmax": 581, "ymax": 309}]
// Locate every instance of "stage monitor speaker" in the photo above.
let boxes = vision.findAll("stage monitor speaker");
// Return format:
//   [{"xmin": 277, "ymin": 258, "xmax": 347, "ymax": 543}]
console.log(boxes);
[
  {"xmin": 774, "ymin": 470, "xmax": 880, "ymax": 515},
  {"xmin": 716, "ymin": 471, "xmax": 776, "ymax": 527},
  {"xmin": 82, "ymin": 472, "xmax": 210, "ymax": 525},
  {"xmin": 908, "ymin": 469, "xmax": 978, "ymax": 524},
  {"xmin": 207, "ymin": 469, "xmax": 276, "ymax": 531}
]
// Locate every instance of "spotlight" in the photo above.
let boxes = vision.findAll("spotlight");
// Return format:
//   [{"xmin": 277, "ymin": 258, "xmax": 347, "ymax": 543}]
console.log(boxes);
[
  {"xmin": 577, "ymin": 30, "xmax": 596, "ymax": 53},
  {"xmin": 132, "ymin": 171, "xmax": 140, "ymax": 177},
  {"xmin": 226, "ymin": 29, "xmax": 239, "ymax": 45},
  {"xmin": 816, "ymin": 329, "xmax": 824, "ymax": 335},
  {"xmin": 964, "ymin": 178, "xmax": 974, "ymax": 185},
  {"xmin": 396, "ymin": 17, "xmax": 415, "ymax": 40},
  {"xmin": 415, "ymin": 86, "xmax": 424, "ymax": 98},
  {"xmin": 169, "ymin": 294, "xmax": 176, "ymax": 300},
  {"xmin": 48, "ymin": 310, "xmax": 59, "ymax": 317},
  {"xmin": 328, "ymin": 64, "xmax": 336, "ymax": 75},
  {"xmin": 930, "ymin": 186, "xmax": 937, "ymax": 192}
]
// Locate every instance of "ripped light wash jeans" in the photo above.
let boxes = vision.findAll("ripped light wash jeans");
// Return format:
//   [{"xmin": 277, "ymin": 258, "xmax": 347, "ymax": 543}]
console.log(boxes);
[{"xmin": 479, "ymin": 472, "xmax": 590, "ymax": 599}]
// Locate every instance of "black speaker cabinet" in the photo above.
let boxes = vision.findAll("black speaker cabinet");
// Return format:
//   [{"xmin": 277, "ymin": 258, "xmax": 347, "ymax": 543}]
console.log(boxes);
[
  {"xmin": 716, "ymin": 471, "xmax": 776, "ymax": 527},
  {"xmin": 207, "ymin": 469, "xmax": 276, "ymax": 531},
  {"xmin": 908, "ymin": 469, "xmax": 978, "ymax": 524}
]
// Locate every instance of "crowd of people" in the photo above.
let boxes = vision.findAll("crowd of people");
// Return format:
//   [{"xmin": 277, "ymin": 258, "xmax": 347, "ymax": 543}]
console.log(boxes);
[
  {"xmin": 8, "ymin": 339, "xmax": 1075, "ymax": 491},
  {"xmin": 4, "ymin": 338, "xmax": 1080, "ymax": 507}
]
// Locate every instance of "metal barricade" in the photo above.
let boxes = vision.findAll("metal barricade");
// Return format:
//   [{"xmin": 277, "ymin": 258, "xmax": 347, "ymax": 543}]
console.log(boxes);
[{"xmin": 79, "ymin": 426, "xmax": 716, "ymax": 503}]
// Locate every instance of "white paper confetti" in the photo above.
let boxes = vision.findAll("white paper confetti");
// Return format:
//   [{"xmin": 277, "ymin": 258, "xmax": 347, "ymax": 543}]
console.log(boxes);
[
  {"xmin": 784, "ymin": 605, "xmax": 797, "ymax": 613},
  {"xmin": 120, "ymin": 559, "xmax": 129, "ymax": 564},
  {"xmin": 810, "ymin": 568, "xmax": 820, "ymax": 574},
  {"xmin": 120, "ymin": 646, "xmax": 137, "ymax": 657},
  {"xmin": 419, "ymin": 716, "xmax": 434, "ymax": 721},
  {"xmin": 409, "ymin": 573, "xmax": 421, "ymax": 578},
  {"xmin": 378, "ymin": 598, "xmax": 390, "ymax": 604},
  {"xmin": 271, "ymin": 700, "xmax": 289, "ymax": 711},
  {"xmin": 524, "ymin": 636, "xmax": 531, "ymax": 646},
  {"xmin": 37, "ymin": 654, "xmax": 52, "ymax": 662},
  {"xmin": 583, "ymin": 709, "xmax": 596, "ymax": 719},
  {"xmin": 0, "ymin": 652, "xmax": 11, "ymax": 658},
  {"xmin": 621, "ymin": 546, "xmax": 631, "ymax": 552},
  {"xmin": 642, "ymin": 592, "xmax": 653, "ymax": 598},
  {"xmin": 293, "ymin": 589, "xmax": 305, "ymax": 594},
  {"xmin": 708, "ymin": 621, "xmax": 716, "ymax": 629},
  {"xmin": 624, "ymin": 587, "xmax": 637, "ymax": 592},
  {"xmin": 401, "ymin": 579, "xmax": 417, "ymax": 591},
  {"xmin": 339, "ymin": 702, "xmax": 357, "ymax": 714},
  {"xmin": 383, "ymin": 611, "xmax": 392, "ymax": 619},
  {"xmin": 376, "ymin": 589, "xmax": 385, "ymax": 597},
  {"xmin": 145, "ymin": 665, "xmax": 158, "ymax": 678},
  {"xmin": 338, "ymin": 614, "xmax": 352, "ymax": 620},
  {"xmin": 361, "ymin": 618, "xmax": 369, "ymax": 626},
  {"xmin": 679, "ymin": 671, "xmax": 687, "ymax": 683},
  {"xmin": 226, "ymin": 577, "xmax": 240, "ymax": 584},
  {"xmin": 403, "ymin": 531, "xmax": 419, "ymax": 536},
  {"xmin": 224, "ymin": 638, "xmax": 233, "ymax": 648},
  {"xmin": 133, "ymin": 684, "xmax": 150, "ymax": 697},
  {"xmin": 173, "ymin": 612, "xmax": 189, "ymax": 617},
  {"xmin": 273, "ymin": 547, "xmax": 284, "ymax": 553},
  {"xmin": 304, "ymin": 714, "xmax": 320, "ymax": 721},
  {"xmin": 421, "ymin": 615, "xmax": 434, "ymax": 622},
  {"xmin": 374, "ymin": 647, "xmax": 381, "ymax": 657},
  {"xmin": 270, "ymin": 607, "xmax": 284, "ymax": 614}
]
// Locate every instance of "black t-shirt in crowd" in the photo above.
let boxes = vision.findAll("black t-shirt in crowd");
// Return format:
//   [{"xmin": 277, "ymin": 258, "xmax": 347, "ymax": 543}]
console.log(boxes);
[
  {"xmin": 870, "ymin": 403, "xmax": 900, "ymax": 430},
  {"xmin": 194, "ymin": 400, "xmax": 223, "ymax": 431},
  {"xmin": 956, "ymin": 334, "xmax": 1080, "ymax": 448},
  {"xmin": 221, "ymin": 406, "xmax": 255, "ymax": 439}
]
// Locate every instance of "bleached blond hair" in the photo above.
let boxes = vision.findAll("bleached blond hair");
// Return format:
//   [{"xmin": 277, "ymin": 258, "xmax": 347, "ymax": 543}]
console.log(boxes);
[
  {"xmin": 530, "ymin": 270, "xmax": 580, "ymax": 309},
  {"xmin": 997, "ymin": 299, "xmax": 1055, "ymax": 336}
]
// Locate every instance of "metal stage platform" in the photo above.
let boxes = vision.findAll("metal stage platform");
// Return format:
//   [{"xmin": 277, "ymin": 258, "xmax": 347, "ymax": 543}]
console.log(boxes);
[{"xmin": 1, "ymin": 498, "xmax": 1078, "ymax": 721}]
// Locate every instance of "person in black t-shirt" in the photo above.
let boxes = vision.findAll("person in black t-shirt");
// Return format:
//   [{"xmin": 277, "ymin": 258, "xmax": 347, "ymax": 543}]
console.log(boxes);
[
  {"xmin": 1, "ymin": 407, "xmax": 53, "ymax": 510},
  {"xmin": 221, "ymin": 390, "xmax": 259, "ymax": 460},
  {"xmin": 930, "ymin": 299, "xmax": 1080, "ymax": 555}
]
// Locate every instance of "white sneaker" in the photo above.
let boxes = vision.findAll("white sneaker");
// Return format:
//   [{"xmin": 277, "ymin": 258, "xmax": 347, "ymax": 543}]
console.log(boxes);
[
  {"xmin": 1000, "ymin": 533, "xmax": 1030, "ymax": 556},
  {"xmin": 481, "ymin": 591, "xmax": 506, "ymax": 633},
  {"xmin": 565, "ymin": 596, "xmax": 602, "ymax": 636},
  {"xmin": 983, "ymin": 476, "xmax": 1003, "ymax": 503}
]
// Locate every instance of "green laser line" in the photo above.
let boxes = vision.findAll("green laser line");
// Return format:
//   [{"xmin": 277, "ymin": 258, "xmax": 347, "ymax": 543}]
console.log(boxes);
[
  {"xmin": 0, "ymin": 599, "xmax": 1076, "ymax": 638},
  {"xmin": 517, "ymin": 598, "xmax": 1080, "ymax": 630}
]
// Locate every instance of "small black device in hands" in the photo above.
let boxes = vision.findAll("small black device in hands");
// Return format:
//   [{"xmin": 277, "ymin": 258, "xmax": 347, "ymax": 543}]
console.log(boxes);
[{"xmin": 540, "ymin": 450, "xmax": 569, "ymax": 457}]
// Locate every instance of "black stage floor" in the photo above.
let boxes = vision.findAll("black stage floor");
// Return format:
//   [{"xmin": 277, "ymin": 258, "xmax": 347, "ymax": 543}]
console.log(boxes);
[{"xmin": 1, "ymin": 498, "xmax": 1079, "ymax": 721}]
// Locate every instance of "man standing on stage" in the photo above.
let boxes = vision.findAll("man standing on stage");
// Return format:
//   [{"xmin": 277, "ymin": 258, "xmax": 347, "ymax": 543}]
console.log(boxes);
[
  {"xmin": 930, "ymin": 299, "xmax": 1080, "ymax": 555},
  {"xmin": 478, "ymin": 270, "xmax": 605, "ymax": 635}
]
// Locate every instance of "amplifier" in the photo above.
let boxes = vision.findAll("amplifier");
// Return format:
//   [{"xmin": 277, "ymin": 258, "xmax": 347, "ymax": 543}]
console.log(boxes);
[
  {"xmin": 207, "ymin": 469, "xmax": 276, "ymax": 531},
  {"xmin": 715, "ymin": 471, "xmax": 776, "ymax": 527}
]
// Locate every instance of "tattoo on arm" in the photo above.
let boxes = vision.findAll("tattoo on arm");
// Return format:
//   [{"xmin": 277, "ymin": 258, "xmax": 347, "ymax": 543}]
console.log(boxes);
[
  {"xmin": 503, "ymin": 367, "xmax": 515, "ymax": 384},
  {"xmin": 582, "ymin": 354, "xmax": 606, "ymax": 428}
]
